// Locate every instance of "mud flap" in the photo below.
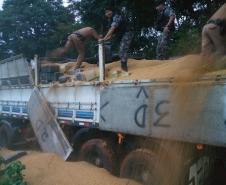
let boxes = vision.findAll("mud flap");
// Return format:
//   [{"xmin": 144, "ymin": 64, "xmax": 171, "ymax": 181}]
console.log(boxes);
[{"xmin": 28, "ymin": 87, "xmax": 73, "ymax": 160}]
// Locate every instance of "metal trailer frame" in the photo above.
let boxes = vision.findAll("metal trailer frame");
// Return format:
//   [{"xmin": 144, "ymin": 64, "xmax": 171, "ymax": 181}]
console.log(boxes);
[
  {"xmin": 1, "ymin": 49, "xmax": 226, "ymax": 148},
  {"xmin": 0, "ymin": 46, "xmax": 224, "ymax": 185}
]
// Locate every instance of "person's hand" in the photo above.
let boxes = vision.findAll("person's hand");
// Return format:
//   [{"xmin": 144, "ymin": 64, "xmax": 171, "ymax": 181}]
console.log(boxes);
[
  {"xmin": 163, "ymin": 26, "xmax": 170, "ymax": 33},
  {"xmin": 98, "ymin": 38, "xmax": 104, "ymax": 43}
]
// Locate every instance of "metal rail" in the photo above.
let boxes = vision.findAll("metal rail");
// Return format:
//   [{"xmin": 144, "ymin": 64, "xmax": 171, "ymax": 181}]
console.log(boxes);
[{"xmin": 98, "ymin": 42, "xmax": 105, "ymax": 82}]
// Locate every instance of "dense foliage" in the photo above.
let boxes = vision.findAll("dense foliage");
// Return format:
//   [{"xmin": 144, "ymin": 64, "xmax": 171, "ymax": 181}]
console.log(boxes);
[
  {"xmin": 0, "ymin": 156, "xmax": 26, "ymax": 185},
  {"xmin": 0, "ymin": 0, "xmax": 225, "ymax": 60},
  {"xmin": 0, "ymin": 0, "xmax": 75, "ymax": 59}
]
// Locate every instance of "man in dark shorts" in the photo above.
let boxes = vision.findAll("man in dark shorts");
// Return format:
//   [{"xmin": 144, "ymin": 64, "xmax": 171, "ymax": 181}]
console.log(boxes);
[{"xmin": 51, "ymin": 27, "xmax": 100, "ymax": 69}]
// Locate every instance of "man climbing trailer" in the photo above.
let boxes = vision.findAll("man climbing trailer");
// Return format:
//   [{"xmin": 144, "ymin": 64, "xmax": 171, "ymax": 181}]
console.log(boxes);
[{"xmin": 51, "ymin": 27, "xmax": 101, "ymax": 69}]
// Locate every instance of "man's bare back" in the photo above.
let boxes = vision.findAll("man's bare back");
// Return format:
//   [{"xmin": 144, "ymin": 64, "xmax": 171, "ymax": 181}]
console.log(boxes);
[
  {"xmin": 50, "ymin": 27, "xmax": 100, "ymax": 69},
  {"xmin": 75, "ymin": 27, "xmax": 100, "ymax": 40}
]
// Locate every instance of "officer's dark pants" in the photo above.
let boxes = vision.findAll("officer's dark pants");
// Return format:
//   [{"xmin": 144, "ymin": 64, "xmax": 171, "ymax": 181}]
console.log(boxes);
[
  {"xmin": 51, "ymin": 34, "xmax": 85, "ymax": 68},
  {"xmin": 119, "ymin": 31, "xmax": 134, "ymax": 65},
  {"xmin": 156, "ymin": 31, "xmax": 171, "ymax": 60}
]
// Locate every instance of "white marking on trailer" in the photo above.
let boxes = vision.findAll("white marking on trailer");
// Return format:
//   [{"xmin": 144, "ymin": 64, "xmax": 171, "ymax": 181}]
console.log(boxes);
[{"xmin": 188, "ymin": 156, "xmax": 210, "ymax": 185}]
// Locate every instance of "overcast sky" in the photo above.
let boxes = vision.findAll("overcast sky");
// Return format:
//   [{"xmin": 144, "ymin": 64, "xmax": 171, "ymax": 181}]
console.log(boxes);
[
  {"xmin": 0, "ymin": 0, "xmax": 3, "ymax": 9},
  {"xmin": 0, "ymin": 0, "xmax": 69, "ymax": 10}
]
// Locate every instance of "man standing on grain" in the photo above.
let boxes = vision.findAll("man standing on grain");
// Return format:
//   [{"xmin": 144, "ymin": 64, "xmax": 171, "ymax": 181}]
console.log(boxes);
[
  {"xmin": 155, "ymin": 0, "xmax": 176, "ymax": 60},
  {"xmin": 100, "ymin": 6, "xmax": 134, "ymax": 72}
]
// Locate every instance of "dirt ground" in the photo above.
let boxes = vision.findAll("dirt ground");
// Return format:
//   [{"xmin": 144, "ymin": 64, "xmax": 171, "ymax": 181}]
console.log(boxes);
[
  {"xmin": 19, "ymin": 152, "xmax": 141, "ymax": 185},
  {"xmin": 1, "ymin": 149, "xmax": 226, "ymax": 185}
]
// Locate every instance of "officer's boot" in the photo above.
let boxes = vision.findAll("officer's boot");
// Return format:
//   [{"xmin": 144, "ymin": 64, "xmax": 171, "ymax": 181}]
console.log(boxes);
[{"xmin": 121, "ymin": 62, "xmax": 128, "ymax": 72}]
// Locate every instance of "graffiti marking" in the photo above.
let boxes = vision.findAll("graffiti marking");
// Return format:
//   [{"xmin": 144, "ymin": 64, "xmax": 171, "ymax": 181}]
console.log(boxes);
[
  {"xmin": 135, "ymin": 104, "xmax": 148, "ymax": 128},
  {"xmin": 153, "ymin": 100, "xmax": 170, "ymax": 127},
  {"xmin": 100, "ymin": 101, "xmax": 109, "ymax": 122},
  {"xmin": 136, "ymin": 87, "xmax": 149, "ymax": 99}
]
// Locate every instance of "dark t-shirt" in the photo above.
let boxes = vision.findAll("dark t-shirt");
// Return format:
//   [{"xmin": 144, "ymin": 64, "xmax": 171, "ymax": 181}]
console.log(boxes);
[
  {"xmin": 156, "ymin": 6, "xmax": 176, "ymax": 32},
  {"xmin": 110, "ymin": 14, "xmax": 130, "ymax": 38},
  {"xmin": 111, "ymin": 14, "xmax": 123, "ymax": 28}
]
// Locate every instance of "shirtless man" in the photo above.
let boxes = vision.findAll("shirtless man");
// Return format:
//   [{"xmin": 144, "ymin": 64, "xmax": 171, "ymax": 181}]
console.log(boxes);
[
  {"xmin": 51, "ymin": 27, "xmax": 100, "ymax": 68},
  {"xmin": 202, "ymin": 3, "xmax": 226, "ymax": 57}
]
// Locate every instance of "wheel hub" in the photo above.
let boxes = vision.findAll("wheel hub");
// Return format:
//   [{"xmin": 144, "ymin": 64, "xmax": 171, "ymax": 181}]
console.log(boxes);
[
  {"xmin": 141, "ymin": 170, "xmax": 150, "ymax": 184},
  {"xmin": 95, "ymin": 157, "xmax": 102, "ymax": 167}
]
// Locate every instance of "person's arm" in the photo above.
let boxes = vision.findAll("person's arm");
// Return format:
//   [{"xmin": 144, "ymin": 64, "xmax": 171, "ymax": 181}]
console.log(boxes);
[
  {"xmin": 166, "ymin": 15, "xmax": 175, "ymax": 28},
  {"xmin": 102, "ymin": 14, "xmax": 122, "ymax": 41},
  {"xmin": 164, "ymin": 8, "xmax": 176, "ymax": 32},
  {"xmin": 91, "ymin": 28, "xmax": 101, "ymax": 40},
  {"xmin": 103, "ymin": 26, "xmax": 116, "ymax": 41}
]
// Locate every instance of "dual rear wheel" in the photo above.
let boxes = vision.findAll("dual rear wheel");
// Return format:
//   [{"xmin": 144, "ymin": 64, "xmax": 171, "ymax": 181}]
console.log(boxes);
[
  {"xmin": 78, "ymin": 138, "xmax": 166, "ymax": 185},
  {"xmin": 78, "ymin": 138, "xmax": 115, "ymax": 173},
  {"xmin": 120, "ymin": 149, "xmax": 165, "ymax": 185}
]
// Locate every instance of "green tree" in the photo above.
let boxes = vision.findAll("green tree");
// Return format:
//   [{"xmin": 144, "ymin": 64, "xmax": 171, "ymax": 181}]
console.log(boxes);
[{"xmin": 0, "ymin": 0, "xmax": 75, "ymax": 60}]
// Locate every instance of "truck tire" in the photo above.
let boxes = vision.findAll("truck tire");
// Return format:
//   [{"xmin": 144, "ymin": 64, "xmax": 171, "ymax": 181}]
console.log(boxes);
[
  {"xmin": 0, "ymin": 122, "xmax": 14, "ymax": 148},
  {"xmin": 78, "ymin": 138, "xmax": 115, "ymax": 173},
  {"xmin": 120, "ymin": 149, "xmax": 165, "ymax": 185},
  {"xmin": 72, "ymin": 128, "xmax": 101, "ymax": 154}
]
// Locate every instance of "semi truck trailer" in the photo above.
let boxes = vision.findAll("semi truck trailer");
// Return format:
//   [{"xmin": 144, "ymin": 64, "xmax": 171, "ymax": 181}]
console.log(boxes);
[{"xmin": 0, "ymin": 46, "xmax": 226, "ymax": 185}]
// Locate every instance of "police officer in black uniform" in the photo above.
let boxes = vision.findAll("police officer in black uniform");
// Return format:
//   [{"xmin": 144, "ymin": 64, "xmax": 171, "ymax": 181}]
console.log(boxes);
[
  {"xmin": 155, "ymin": 0, "xmax": 176, "ymax": 60},
  {"xmin": 101, "ymin": 6, "xmax": 134, "ymax": 72}
]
